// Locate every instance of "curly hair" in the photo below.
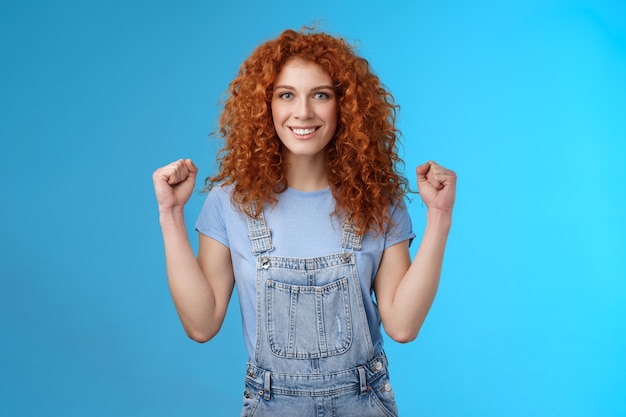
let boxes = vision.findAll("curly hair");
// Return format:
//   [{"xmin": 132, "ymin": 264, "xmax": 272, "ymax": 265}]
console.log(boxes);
[{"xmin": 205, "ymin": 28, "xmax": 409, "ymax": 236}]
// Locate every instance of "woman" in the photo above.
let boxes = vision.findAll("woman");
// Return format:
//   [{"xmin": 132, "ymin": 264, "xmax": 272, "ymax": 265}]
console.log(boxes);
[{"xmin": 153, "ymin": 28, "xmax": 456, "ymax": 416}]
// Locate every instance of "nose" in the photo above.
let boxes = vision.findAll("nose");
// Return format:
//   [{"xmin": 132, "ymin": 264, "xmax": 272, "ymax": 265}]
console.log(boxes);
[{"xmin": 294, "ymin": 97, "xmax": 313, "ymax": 119}]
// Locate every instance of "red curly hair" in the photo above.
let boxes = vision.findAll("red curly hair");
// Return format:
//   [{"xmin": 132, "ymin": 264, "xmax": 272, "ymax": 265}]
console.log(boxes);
[{"xmin": 206, "ymin": 28, "xmax": 409, "ymax": 236}]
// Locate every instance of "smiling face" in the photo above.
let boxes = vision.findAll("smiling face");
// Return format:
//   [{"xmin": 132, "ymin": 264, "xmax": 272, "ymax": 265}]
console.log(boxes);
[{"xmin": 271, "ymin": 58, "xmax": 338, "ymax": 166}]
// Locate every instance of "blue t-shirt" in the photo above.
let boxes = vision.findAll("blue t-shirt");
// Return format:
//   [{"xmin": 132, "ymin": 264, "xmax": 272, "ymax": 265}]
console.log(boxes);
[{"xmin": 195, "ymin": 185, "xmax": 415, "ymax": 357}]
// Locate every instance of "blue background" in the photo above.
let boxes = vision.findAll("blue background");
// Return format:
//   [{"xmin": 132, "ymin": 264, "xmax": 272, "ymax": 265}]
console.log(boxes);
[{"xmin": 1, "ymin": 0, "xmax": 625, "ymax": 416}]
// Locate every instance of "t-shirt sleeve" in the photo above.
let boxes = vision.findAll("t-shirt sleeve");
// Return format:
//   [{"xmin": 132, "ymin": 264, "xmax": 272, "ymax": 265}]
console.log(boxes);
[
  {"xmin": 384, "ymin": 199, "xmax": 416, "ymax": 249},
  {"xmin": 195, "ymin": 186, "xmax": 230, "ymax": 249}
]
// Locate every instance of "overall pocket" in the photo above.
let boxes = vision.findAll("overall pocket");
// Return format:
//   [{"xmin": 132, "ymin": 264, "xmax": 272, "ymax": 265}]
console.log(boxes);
[{"xmin": 266, "ymin": 277, "xmax": 353, "ymax": 359}]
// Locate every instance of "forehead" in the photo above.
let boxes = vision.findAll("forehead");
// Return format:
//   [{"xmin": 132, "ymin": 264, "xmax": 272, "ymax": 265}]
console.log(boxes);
[{"xmin": 274, "ymin": 58, "xmax": 332, "ymax": 86}]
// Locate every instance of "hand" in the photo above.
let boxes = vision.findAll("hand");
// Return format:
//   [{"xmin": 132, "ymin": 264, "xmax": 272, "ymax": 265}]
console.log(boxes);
[
  {"xmin": 152, "ymin": 159, "xmax": 198, "ymax": 211},
  {"xmin": 416, "ymin": 161, "xmax": 457, "ymax": 215}
]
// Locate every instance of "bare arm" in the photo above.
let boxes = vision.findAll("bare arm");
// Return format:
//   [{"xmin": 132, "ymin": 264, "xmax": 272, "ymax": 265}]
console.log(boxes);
[
  {"xmin": 374, "ymin": 161, "xmax": 456, "ymax": 343},
  {"xmin": 153, "ymin": 159, "xmax": 234, "ymax": 343}
]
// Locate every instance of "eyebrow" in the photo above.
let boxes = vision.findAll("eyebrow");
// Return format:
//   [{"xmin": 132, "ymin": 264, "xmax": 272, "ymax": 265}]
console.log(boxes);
[{"xmin": 274, "ymin": 84, "xmax": 335, "ymax": 91}]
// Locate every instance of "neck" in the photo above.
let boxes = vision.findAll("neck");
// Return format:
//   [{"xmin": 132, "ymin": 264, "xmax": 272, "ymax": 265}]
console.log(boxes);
[{"xmin": 285, "ymin": 154, "xmax": 329, "ymax": 192}]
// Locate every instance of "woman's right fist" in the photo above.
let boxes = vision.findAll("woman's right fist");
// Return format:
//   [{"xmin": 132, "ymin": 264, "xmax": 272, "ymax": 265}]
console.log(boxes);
[{"xmin": 152, "ymin": 159, "xmax": 198, "ymax": 211}]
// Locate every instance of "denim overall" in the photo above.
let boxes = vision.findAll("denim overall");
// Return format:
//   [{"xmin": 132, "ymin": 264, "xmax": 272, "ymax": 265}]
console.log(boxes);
[{"xmin": 240, "ymin": 206, "xmax": 398, "ymax": 417}]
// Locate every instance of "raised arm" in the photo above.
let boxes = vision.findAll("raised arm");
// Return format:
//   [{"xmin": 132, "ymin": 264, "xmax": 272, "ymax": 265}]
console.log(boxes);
[
  {"xmin": 153, "ymin": 159, "xmax": 235, "ymax": 343},
  {"xmin": 374, "ymin": 161, "xmax": 457, "ymax": 343}
]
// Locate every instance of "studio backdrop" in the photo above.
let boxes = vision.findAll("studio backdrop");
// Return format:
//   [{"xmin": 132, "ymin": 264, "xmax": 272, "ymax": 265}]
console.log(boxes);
[{"xmin": 1, "ymin": 1, "xmax": 624, "ymax": 416}]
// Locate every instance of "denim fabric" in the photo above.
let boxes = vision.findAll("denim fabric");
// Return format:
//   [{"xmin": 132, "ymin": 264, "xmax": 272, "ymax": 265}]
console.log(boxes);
[
  {"xmin": 240, "ymin": 208, "xmax": 399, "ymax": 417},
  {"xmin": 196, "ymin": 186, "xmax": 416, "ymax": 357},
  {"xmin": 241, "ymin": 353, "xmax": 398, "ymax": 417}
]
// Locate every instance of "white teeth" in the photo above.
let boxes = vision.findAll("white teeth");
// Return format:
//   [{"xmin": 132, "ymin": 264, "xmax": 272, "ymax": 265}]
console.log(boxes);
[{"xmin": 292, "ymin": 128, "xmax": 316, "ymax": 135}]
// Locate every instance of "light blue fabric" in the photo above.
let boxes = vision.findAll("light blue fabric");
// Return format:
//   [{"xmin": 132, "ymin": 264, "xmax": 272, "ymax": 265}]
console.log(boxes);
[
  {"xmin": 240, "ymin": 207, "xmax": 398, "ymax": 416},
  {"xmin": 195, "ymin": 185, "xmax": 415, "ymax": 357},
  {"xmin": 242, "ymin": 354, "xmax": 398, "ymax": 416},
  {"xmin": 245, "ymin": 206, "xmax": 371, "ymax": 367}
]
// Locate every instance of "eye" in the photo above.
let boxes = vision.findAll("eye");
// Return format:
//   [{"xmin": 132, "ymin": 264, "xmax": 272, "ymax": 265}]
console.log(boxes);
[
  {"xmin": 313, "ymin": 91, "xmax": 331, "ymax": 99},
  {"xmin": 278, "ymin": 91, "xmax": 293, "ymax": 100}
]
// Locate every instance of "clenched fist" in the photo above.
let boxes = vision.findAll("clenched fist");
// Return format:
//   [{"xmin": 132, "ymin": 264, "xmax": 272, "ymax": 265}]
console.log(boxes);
[
  {"xmin": 152, "ymin": 159, "xmax": 198, "ymax": 211},
  {"xmin": 416, "ymin": 161, "xmax": 457, "ymax": 215}
]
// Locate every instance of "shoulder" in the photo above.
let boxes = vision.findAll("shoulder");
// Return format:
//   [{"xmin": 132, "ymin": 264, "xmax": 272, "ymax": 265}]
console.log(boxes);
[
  {"xmin": 389, "ymin": 195, "xmax": 410, "ymax": 218},
  {"xmin": 197, "ymin": 185, "xmax": 235, "ymax": 228},
  {"xmin": 207, "ymin": 183, "xmax": 233, "ymax": 199},
  {"xmin": 202, "ymin": 184, "xmax": 238, "ymax": 211}
]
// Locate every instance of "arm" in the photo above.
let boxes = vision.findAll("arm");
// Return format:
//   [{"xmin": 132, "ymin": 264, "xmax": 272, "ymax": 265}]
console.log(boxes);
[
  {"xmin": 153, "ymin": 159, "xmax": 235, "ymax": 343},
  {"xmin": 374, "ymin": 161, "xmax": 456, "ymax": 343}
]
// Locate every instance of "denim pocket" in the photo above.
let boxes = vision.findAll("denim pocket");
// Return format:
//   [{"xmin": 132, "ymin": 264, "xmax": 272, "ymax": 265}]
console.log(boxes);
[
  {"xmin": 266, "ymin": 277, "xmax": 353, "ymax": 359},
  {"xmin": 368, "ymin": 375, "xmax": 398, "ymax": 417},
  {"xmin": 240, "ymin": 382, "xmax": 261, "ymax": 417}
]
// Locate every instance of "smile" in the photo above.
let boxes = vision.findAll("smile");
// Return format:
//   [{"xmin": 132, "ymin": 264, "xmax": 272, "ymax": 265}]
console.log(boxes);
[{"xmin": 291, "ymin": 127, "xmax": 317, "ymax": 135}]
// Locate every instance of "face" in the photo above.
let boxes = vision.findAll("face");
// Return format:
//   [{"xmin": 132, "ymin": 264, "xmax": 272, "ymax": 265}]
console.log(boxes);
[{"xmin": 271, "ymin": 59, "xmax": 338, "ymax": 164}]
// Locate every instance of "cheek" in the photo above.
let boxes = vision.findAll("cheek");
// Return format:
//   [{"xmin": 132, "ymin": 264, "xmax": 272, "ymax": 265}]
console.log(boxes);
[
  {"xmin": 270, "ymin": 107, "xmax": 280, "ymax": 129},
  {"xmin": 326, "ymin": 106, "xmax": 339, "ymax": 129},
  {"xmin": 270, "ymin": 103, "xmax": 286, "ymax": 126}
]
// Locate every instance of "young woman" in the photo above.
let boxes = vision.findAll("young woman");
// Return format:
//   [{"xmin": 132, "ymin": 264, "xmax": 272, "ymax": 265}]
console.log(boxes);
[{"xmin": 153, "ymin": 28, "xmax": 456, "ymax": 416}]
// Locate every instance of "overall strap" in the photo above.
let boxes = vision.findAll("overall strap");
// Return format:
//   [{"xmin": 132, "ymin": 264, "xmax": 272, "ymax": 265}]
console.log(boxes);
[
  {"xmin": 246, "ymin": 202, "xmax": 274, "ymax": 255},
  {"xmin": 247, "ymin": 202, "xmax": 361, "ymax": 253},
  {"xmin": 340, "ymin": 220, "xmax": 363, "ymax": 251}
]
